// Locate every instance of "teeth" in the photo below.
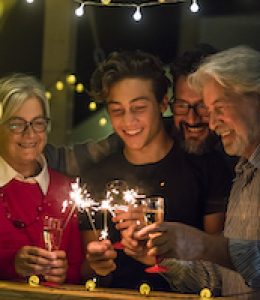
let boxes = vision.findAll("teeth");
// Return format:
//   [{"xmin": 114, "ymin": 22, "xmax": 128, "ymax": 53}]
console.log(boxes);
[
  {"xmin": 186, "ymin": 127, "xmax": 204, "ymax": 133},
  {"xmin": 125, "ymin": 129, "xmax": 142, "ymax": 135},
  {"xmin": 19, "ymin": 143, "xmax": 36, "ymax": 148}
]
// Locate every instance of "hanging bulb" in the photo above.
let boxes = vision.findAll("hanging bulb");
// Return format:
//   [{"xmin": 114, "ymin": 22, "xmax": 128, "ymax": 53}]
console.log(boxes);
[
  {"xmin": 56, "ymin": 81, "xmax": 64, "ymax": 91},
  {"xmin": 101, "ymin": 0, "xmax": 111, "ymax": 5},
  {"xmin": 190, "ymin": 0, "xmax": 199, "ymax": 13},
  {"xmin": 75, "ymin": 3, "xmax": 84, "ymax": 17},
  {"xmin": 45, "ymin": 91, "xmax": 52, "ymax": 100},
  {"xmin": 75, "ymin": 83, "xmax": 84, "ymax": 93},
  {"xmin": 66, "ymin": 74, "xmax": 76, "ymax": 85},
  {"xmin": 26, "ymin": 0, "xmax": 34, "ymax": 3},
  {"xmin": 133, "ymin": 6, "xmax": 142, "ymax": 22},
  {"xmin": 89, "ymin": 101, "xmax": 97, "ymax": 111},
  {"xmin": 99, "ymin": 117, "xmax": 107, "ymax": 127}
]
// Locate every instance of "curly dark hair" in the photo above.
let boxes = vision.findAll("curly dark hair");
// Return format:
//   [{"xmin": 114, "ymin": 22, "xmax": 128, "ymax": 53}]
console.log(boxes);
[
  {"xmin": 90, "ymin": 50, "xmax": 170, "ymax": 103},
  {"xmin": 170, "ymin": 43, "xmax": 218, "ymax": 89}
]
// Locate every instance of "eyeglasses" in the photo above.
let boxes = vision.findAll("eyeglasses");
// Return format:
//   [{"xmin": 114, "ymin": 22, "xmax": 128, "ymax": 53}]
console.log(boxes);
[
  {"xmin": 6, "ymin": 117, "xmax": 50, "ymax": 134},
  {"xmin": 170, "ymin": 100, "xmax": 209, "ymax": 117}
]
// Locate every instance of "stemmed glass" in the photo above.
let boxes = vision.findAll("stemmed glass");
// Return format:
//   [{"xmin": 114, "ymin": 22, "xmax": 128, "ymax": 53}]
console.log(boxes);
[
  {"xmin": 42, "ymin": 216, "xmax": 63, "ymax": 286},
  {"xmin": 141, "ymin": 196, "xmax": 168, "ymax": 273}
]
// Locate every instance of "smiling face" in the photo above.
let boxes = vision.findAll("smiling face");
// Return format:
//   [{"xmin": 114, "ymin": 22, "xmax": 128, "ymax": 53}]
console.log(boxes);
[
  {"xmin": 173, "ymin": 75, "xmax": 214, "ymax": 154},
  {"xmin": 202, "ymin": 78, "xmax": 260, "ymax": 158},
  {"xmin": 0, "ymin": 97, "xmax": 47, "ymax": 172},
  {"xmin": 107, "ymin": 78, "xmax": 168, "ymax": 159}
]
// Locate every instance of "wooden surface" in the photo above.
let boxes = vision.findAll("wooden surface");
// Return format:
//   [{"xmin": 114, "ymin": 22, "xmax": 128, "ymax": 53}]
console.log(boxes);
[{"xmin": 0, "ymin": 281, "xmax": 255, "ymax": 300}]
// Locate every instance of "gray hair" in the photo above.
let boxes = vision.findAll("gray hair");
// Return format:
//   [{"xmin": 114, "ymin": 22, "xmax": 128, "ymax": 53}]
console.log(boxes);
[
  {"xmin": 188, "ymin": 45, "xmax": 260, "ymax": 97},
  {"xmin": 0, "ymin": 73, "xmax": 50, "ymax": 124}
]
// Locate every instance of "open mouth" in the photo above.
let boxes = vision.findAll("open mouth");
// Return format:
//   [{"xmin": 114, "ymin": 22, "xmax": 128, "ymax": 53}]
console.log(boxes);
[
  {"xmin": 123, "ymin": 128, "xmax": 142, "ymax": 136},
  {"xmin": 181, "ymin": 122, "xmax": 208, "ymax": 136},
  {"xmin": 18, "ymin": 142, "xmax": 37, "ymax": 149}
]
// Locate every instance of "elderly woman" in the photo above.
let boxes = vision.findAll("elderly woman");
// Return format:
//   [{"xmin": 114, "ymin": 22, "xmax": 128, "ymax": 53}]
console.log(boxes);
[{"xmin": 0, "ymin": 74, "xmax": 84, "ymax": 284}]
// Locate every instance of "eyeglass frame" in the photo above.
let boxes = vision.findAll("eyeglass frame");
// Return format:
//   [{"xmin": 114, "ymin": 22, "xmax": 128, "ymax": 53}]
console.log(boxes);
[
  {"xmin": 5, "ymin": 116, "xmax": 51, "ymax": 134},
  {"xmin": 169, "ymin": 98, "xmax": 209, "ymax": 117}
]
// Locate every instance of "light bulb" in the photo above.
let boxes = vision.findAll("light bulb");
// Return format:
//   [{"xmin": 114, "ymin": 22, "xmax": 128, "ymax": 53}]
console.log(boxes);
[
  {"xmin": 190, "ymin": 0, "xmax": 199, "ymax": 13},
  {"xmin": 56, "ymin": 81, "xmax": 64, "ymax": 91},
  {"xmin": 158, "ymin": 0, "xmax": 166, "ymax": 3},
  {"xmin": 45, "ymin": 91, "xmax": 52, "ymax": 100},
  {"xmin": 101, "ymin": 0, "xmax": 111, "ymax": 5},
  {"xmin": 89, "ymin": 101, "xmax": 97, "ymax": 111},
  {"xmin": 66, "ymin": 74, "xmax": 76, "ymax": 85},
  {"xmin": 133, "ymin": 6, "xmax": 142, "ymax": 22},
  {"xmin": 75, "ymin": 83, "xmax": 84, "ymax": 93},
  {"xmin": 26, "ymin": 0, "xmax": 34, "ymax": 3},
  {"xmin": 99, "ymin": 117, "xmax": 107, "ymax": 127},
  {"xmin": 75, "ymin": 3, "xmax": 84, "ymax": 17}
]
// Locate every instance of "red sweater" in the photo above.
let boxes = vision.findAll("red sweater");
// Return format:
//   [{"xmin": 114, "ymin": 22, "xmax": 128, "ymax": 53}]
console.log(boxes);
[{"xmin": 0, "ymin": 169, "xmax": 84, "ymax": 284}]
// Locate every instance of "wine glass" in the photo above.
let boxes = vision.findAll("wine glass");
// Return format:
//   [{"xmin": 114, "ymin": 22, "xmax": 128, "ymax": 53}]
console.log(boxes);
[
  {"xmin": 105, "ymin": 179, "xmax": 129, "ymax": 249},
  {"xmin": 141, "ymin": 196, "xmax": 168, "ymax": 273},
  {"xmin": 42, "ymin": 216, "xmax": 63, "ymax": 286}
]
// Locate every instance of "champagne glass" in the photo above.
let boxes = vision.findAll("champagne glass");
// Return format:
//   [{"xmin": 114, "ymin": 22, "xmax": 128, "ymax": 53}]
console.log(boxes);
[
  {"xmin": 42, "ymin": 216, "xmax": 63, "ymax": 286},
  {"xmin": 142, "ymin": 196, "xmax": 168, "ymax": 273}
]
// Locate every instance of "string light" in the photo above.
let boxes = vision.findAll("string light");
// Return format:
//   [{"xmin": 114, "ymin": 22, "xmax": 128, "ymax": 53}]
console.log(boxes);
[
  {"xmin": 74, "ymin": 0, "xmax": 186, "ymax": 19},
  {"xmin": 75, "ymin": 83, "xmax": 85, "ymax": 93},
  {"xmin": 101, "ymin": 0, "xmax": 111, "ymax": 5},
  {"xmin": 89, "ymin": 101, "xmax": 97, "ymax": 111},
  {"xmin": 45, "ymin": 91, "xmax": 52, "ymax": 100},
  {"xmin": 75, "ymin": 3, "xmax": 85, "ymax": 16},
  {"xmin": 99, "ymin": 117, "xmax": 107, "ymax": 127},
  {"xmin": 190, "ymin": 0, "xmax": 199, "ymax": 12},
  {"xmin": 133, "ymin": 6, "xmax": 142, "ymax": 22},
  {"xmin": 66, "ymin": 74, "xmax": 77, "ymax": 85},
  {"xmin": 56, "ymin": 80, "xmax": 64, "ymax": 91}
]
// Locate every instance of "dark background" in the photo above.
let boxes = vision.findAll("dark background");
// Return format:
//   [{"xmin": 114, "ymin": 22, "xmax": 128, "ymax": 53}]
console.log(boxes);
[{"xmin": 1, "ymin": 0, "xmax": 260, "ymax": 126}]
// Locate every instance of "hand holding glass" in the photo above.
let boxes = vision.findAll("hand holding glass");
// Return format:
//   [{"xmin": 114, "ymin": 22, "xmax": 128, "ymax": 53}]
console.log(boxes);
[{"xmin": 142, "ymin": 196, "xmax": 168, "ymax": 273}]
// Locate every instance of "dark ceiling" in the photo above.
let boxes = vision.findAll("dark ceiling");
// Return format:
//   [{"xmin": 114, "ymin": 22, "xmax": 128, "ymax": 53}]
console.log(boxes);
[{"xmin": 0, "ymin": 0, "xmax": 260, "ymax": 125}]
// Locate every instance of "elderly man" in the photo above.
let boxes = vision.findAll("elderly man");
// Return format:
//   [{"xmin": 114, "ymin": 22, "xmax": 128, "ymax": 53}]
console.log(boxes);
[{"xmin": 136, "ymin": 45, "xmax": 260, "ymax": 298}]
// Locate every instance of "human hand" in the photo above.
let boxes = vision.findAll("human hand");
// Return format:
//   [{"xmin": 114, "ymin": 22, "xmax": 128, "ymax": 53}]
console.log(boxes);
[
  {"xmin": 112, "ymin": 205, "xmax": 145, "ymax": 231},
  {"xmin": 121, "ymin": 224, "xmax": 155, "ymax": 265},
  {"xmin": 43, "ymin": 250, "xmax": 68, "ymax": 284},
  {"xmin": 135, "ymin": 222, "xmax": 207, "ymax": 261},
  {"xmin": 86, "ymin": 240, "xmax": 117, "ymax": 276},
  {"xmin": 15, "ymin": 246, "xmax": 62, "ymax": 278}
]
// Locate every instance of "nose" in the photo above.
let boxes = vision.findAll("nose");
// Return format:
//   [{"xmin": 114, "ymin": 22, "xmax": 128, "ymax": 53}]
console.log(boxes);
[
  {"xmin": 123, "ymin": 110, "xmax": 136, "ymax": 125},
  {"xmin": 209, "ymin": 111, "xmax": 218, "ymax": 131},
  {"xmin": 23, "ymin": 123, "xmax": 36, "ymax": 136},
  {"xmin": 186, "ymin": 107, "xmax": 200, "ymax": 125}
]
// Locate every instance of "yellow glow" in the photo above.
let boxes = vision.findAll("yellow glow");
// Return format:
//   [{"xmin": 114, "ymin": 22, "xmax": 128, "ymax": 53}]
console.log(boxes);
[
  {"xmin": 75, "ymin": 83, "xmax": 84, "ymax": 93},
  {"xmin": 66, "ymin": 74, "xmax": 76, "ymax": 85},
  {"xmin": 101, "ymin": 0, "xmax": 111, "ymax": 5},
  {"xmin": 158, "ymin": 0, "xmax": 166, "ymax": 3},
  {"xmin": 99, "ymin": 117, "xmax": 107, "ymax": 127},
  {"xmin": 45, "ymin": 91, "xmax": 52, "ymax": 100},
  {"xmin": 56, "ymin": 81, "xmax": 64, "ymax": 91},
  {"xmin": 89, "ymin": 101, "xmax": 97, "ymax": 111}
]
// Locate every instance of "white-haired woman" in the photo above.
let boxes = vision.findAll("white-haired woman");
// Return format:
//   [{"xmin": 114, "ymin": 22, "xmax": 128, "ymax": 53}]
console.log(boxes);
[{"xmin": 0, "ymin": 74, "xmax": 83, "ymax": 284}]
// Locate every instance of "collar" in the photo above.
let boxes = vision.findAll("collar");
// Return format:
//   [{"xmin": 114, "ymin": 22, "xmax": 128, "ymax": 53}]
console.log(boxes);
[
  {"xmin": 0, "ymin": 154, "xmax": 49, "ymax": 195},
  {"xmin": 249, "ymin": 143, "xmax": 260, "ymax": 169}
]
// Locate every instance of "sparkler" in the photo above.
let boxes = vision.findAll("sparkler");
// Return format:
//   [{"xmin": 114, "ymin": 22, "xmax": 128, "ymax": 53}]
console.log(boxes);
[{"xmin": 62, "ymin": 178, "xmax": 99, "ymax": 237}]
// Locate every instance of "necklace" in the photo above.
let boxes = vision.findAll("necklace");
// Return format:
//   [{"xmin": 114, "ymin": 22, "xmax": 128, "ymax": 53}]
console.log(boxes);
[{"xmin": 0, "ymin": 187, "xmax": 47, "ymax": 229}]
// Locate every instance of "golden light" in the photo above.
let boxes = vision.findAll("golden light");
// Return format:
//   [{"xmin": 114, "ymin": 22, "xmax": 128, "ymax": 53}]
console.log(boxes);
[
  {"xmin": 75, "ymin": 83, "xmax": 84, "ymax": 93},
  {"xmin": 45, "ymin": 91, "xmax": 52, "ymax": 100},
  {"xmin": 55, "ymin": 81, "xmax": 64, "ymax": 91},
  {"xmin": 101, "ymin": 0, "xmax": 111, "ymax": 5},
  {"xmin": 66, "ymin": 74, "xmax": 76, "ymax": 85},
  {"xmin": 89, "ymin": 101, "xmax": 97, "ymax": 111},
  {"xmin": 158, "ymin": 0, "xmax": 166, "ymax": 3},
  {"xmin": 99, "ymin": 117, "xmax": 107, "ymax": 127}
]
